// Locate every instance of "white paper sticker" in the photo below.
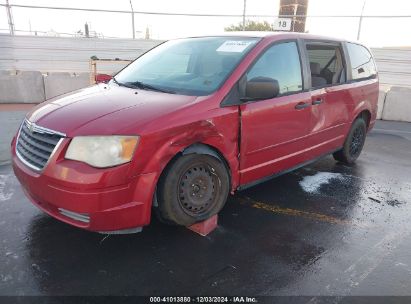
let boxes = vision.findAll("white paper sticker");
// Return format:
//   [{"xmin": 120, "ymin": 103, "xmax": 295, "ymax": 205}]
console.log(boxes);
[{"xmin": 216, "ymin": 40, "xmax": 254, "ymax": 53}]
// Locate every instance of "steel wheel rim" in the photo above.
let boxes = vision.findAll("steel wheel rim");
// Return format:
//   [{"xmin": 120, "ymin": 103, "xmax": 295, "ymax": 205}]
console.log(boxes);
[
  {"xmin": 177, "ymin": 163, "xmax": 219, "ymax": 216},
  {"xmin": 349, "ymin": 126, "xmax": 365, "ymax": 157}
]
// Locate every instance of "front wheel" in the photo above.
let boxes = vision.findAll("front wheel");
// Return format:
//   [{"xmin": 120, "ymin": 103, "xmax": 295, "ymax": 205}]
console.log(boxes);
[
  {"xmin": 333, "ymin": 118, "xmax": 367, "ymax": 164},
  {"xmin": 156, "ymin": 154, "xmax": 230, "ymax": 226}
]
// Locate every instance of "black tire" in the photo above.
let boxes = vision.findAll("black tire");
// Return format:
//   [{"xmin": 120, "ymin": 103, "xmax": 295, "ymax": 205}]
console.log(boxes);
[
  {"xmin": 156, "ymin": 154, "xmax": 230, "ymax": 226},
  {"xmin": 333, "ymin": 118, "xmax": 367, "ymax": 164}
]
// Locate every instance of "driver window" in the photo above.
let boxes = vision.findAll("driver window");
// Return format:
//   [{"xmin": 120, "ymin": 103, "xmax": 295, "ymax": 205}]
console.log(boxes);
[{"xmin": 247, "ymin": 41, "xmax": 303, "ymax": 95}]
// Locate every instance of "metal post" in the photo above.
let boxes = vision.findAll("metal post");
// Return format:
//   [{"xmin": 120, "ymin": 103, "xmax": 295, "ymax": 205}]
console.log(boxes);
[
  {"xmin": 242, "ymin": 0, "xmax": 246, "ymax": 31},
  {"xmin": 84, "ymin": 23, "xmax": 90, "ymax": 37},
  {"xmin": 292, "ymin": 3, "xmax": 298, "ymax": 32},
  {"xmin": 129, "ymin": 0, "xmax": 135, "ymax": 39},
  {"xmin": 5, "ymin": 0, "xmax": 15, "ymax": 35},
  {"xmin": 357, "ymin": 0, "xmax": 366, "ymax": 40}
]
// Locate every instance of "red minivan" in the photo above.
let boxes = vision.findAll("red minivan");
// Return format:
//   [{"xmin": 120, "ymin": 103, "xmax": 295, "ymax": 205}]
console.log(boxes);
[{"xmin": 11, "ymin": 33, "xmax": 378, "ymax": 233}]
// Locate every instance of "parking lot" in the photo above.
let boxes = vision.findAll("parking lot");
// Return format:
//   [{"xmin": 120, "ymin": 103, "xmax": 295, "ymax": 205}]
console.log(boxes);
[{"xmin": 0, "ymin": 119, "xmax": 410, "ymax": 299}]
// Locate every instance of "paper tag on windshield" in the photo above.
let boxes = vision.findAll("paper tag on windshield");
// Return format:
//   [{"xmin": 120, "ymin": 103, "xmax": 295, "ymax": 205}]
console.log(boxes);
[{"xmin": 216, "ymin": 40, "xmax": 253, "ymax": 53}]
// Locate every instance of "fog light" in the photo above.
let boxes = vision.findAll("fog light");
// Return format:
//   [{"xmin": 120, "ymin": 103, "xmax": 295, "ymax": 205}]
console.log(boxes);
[{"xmin": 58, "ymin": 208, "xmax": 90, "ymax": 223}]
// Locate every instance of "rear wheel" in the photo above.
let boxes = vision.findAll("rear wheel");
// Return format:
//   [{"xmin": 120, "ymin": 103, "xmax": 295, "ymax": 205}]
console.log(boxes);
[
  {"xmin": 156, "ymin": 154, "xmax": 230, "ymax": 226},
  {"xmin": 333, "ymin": 118, "xmax": 367, "ymax": 164}
]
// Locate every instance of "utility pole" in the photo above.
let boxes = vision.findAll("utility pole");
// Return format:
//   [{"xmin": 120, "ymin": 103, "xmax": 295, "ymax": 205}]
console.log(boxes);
[
  {"xmin": 242, "ymin": 0, "xmax": 247, "ymax": 31},
  {"xmin": 129, "ymin": 0, "xmax": 136, "ymax": 39},
  {"xmin": 85, "ymin": 23, "xmax": 90, "ymax": 38},
  {"xmin": 279, "ymin": 0, "xmax": 308, "ymax": 33},
  {"xmin": 291, "ymin": 4, "xmax": 298, "ymax": 32},
  {"xmin": 357, "ymin": 0, "xmax": 366, "ymax": 40},
  {"xmin": 5, "ymin": 0, "xmax": 15, "ymax": 35}
]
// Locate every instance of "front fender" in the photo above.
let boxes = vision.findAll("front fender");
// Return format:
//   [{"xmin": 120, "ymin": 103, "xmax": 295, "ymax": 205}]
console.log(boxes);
[{"xmin": 136, "ymin": 113, "xmax": 240, "ymax": 193}]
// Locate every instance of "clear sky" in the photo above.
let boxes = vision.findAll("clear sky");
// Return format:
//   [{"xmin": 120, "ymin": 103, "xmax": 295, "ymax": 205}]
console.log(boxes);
[{"xmin": 0, "ymin": 0, "xmax": 410, "ymax": 47}]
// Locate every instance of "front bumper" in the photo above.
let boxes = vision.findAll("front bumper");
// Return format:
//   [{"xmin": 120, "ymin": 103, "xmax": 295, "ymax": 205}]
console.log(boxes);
[{"xmin": 11, "ymin": 137, "xmax": 157, "ymax": 232}]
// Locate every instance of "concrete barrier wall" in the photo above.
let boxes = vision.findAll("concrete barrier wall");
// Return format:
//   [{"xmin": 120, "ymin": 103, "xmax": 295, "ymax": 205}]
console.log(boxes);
[
  {"xmin": 377, "ymin": 85, "xmax": 391, "ymax": 120},
  {"xmin": 382, "ymin": 86, "xmax": 411, "ymax": 122},
  {"xmin": 44, "ymin": 72, "xmax": 90, "ymax": 99},
  {"xmin": 375, "ymin": 85, "xmax": 411, "ymax": 122},
  {"xmin": 0, "ymin": 71, "xmax": 45, "ymax": 103},
  {"xmin": 377, "ymin": 89, "xmax": 386, "ymax": 120},
  {"xmin": 0, "ymin": 70, "xmax": 92, "ymax": 103}
]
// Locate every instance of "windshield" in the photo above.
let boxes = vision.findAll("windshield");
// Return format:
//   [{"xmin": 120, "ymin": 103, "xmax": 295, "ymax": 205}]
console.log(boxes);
[{"xmin": 114, "ymin": 37, "xmax": 260, "ymax": 96}]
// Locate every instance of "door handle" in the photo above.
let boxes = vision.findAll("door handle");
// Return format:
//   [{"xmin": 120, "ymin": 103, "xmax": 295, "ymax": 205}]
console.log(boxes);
[
  {"xmin": 312, "ymin": 98, "xmax": 323, "ymax": 105},
  {"xmin": 295, "ymin": 102, "xmax": 311, "ymax": 110}
]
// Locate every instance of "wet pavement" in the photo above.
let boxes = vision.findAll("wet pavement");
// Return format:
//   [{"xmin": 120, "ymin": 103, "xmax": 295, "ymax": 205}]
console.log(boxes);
[{"xmin": 0, "ymin": 120, "xmax": 411, "ymax": 299}]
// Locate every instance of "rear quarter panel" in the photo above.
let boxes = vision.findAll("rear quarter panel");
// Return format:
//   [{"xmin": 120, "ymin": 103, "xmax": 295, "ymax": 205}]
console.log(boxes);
[
  {"xmin": 349, "ymin": 78, "xmax": 379, "ymax": 130},
  {"xmin": 344, "ymin": 42, "xmax": 379, "ymax": 131}
]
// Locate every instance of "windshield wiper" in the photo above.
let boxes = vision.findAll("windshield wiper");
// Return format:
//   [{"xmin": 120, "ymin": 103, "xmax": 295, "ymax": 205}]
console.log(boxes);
[
  {"xmin": 112, "ymin": 77, "xmax": 138, "ymax": 89},
  {"xmin": 127, "ymin": 81, "xmax": 176, "ymax": 94},
  {"xmin": 113, "ymin": 77, "xmax": 176, "ymax": 94}
]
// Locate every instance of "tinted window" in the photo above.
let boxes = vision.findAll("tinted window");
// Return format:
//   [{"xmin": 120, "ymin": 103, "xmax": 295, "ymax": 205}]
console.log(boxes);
[
  {"xmin": 247, "ymin": 42, "xmax": 303, "ymax": 95},
  {"xmin": 306, "ymin": 44, "xmax": 345, "ymax": 87},
  {"xmin": 346, "ymin": 43, "xmax": 377, "ymax": 80}
]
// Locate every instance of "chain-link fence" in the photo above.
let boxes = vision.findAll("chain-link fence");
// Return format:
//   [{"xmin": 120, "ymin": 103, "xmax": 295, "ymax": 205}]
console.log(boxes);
[{"xmin": 0, "ymin": 2, "xmax": 410, "ymax": 46}]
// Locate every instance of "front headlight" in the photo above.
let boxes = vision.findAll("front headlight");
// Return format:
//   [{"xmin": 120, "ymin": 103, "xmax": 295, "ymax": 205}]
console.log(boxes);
[{"xmin": 65, "ymin": 136, "xmax": 139, "ymax": 168}]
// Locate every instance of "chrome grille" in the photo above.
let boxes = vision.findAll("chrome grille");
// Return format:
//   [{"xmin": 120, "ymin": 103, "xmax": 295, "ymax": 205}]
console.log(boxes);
[{"xmin": 16, "ymin": 120, "xmax": 65, "ymax": 171}]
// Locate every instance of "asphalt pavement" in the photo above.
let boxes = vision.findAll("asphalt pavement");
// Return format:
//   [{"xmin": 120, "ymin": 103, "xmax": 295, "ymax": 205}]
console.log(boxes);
[{"xmin": 0, "ymin": 120, "xmax": 411, "ymax": 301}]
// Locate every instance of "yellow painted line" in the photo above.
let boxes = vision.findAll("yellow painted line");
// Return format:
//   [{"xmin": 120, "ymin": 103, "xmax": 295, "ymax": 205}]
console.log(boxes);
[
  {"xmin": 251, "ymin": 201, "xmax": 349, "ymax": 225},
  {"xmin": 237, "ymin": 196, "xmax": 365, "ymax": 227}
]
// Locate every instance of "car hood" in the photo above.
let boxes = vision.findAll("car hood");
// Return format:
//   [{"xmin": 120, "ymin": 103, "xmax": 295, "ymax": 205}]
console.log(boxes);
[{"xmin": 27, "ymin": 83, "xmax": 198, "ymax": 137}]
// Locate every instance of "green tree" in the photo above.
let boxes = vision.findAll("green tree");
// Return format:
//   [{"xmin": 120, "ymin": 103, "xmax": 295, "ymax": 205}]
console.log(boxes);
[{"xmin": 224, "ymin": 20, "xmax": 273, "ymax": 32}]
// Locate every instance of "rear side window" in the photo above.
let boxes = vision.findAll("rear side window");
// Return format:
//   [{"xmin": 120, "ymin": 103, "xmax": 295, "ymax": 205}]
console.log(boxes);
[
  {"xmin": 247, "ymin": 41, "xmax": 303, "ymax": 95},
  {"xmin": 306, "ymin": 44, "xmax": 346, "ymax": 88},
  {"xmin": 346, "ymin": 43, "xmax": 377, "ymax": 81}
]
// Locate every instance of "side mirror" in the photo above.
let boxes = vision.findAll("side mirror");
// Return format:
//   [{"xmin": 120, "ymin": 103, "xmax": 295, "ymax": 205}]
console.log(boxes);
[
  {"xmin": 95, "ymin": 73, "xmax": 113, "ymax": 84},
  {"xmin": 243, "ymin": 77, "xmax": 279, "ymax": 101}
]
